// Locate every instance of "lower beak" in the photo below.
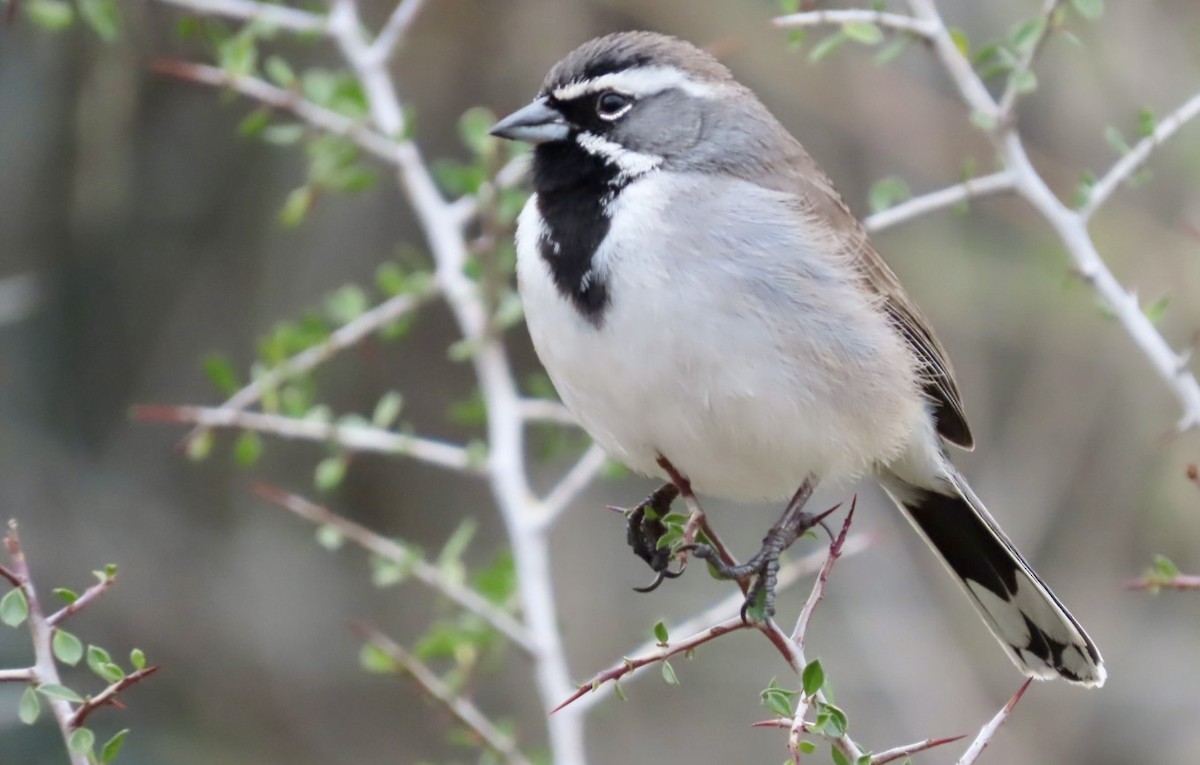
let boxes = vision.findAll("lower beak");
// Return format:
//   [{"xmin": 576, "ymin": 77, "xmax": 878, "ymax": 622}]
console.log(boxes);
[{"xmin": 489, "ymin": 98, "xmax": 569, "ymax": 144}]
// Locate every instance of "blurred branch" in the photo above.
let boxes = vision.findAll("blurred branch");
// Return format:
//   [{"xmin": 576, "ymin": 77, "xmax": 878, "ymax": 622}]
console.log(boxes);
[
  {"xmin": 957, "ymin": 679, "xmax": 1032, "ymax": 765},
  {"xmin": 70, "ymin": 666, "xmax": 160, "ymax": 729},
  {"xmin": 790, "ymin": 499, "xmax": 854, "ymax": 646},
  {"xmin": 995, "ymin": 0, "xmax": 1062, "ymax": 123},
  {"xmin": 1082, "ymin": 89, "xmax": 1200, "ymax": 219},
  {"xmin": 47, "ymin": 570, "xmax": 116, "ymax": 627},
  {"xmin": 864, "ymin": 171, "xmax": 1017, "ymax": 232},
  {"xmin": 253, "ymin": 484, "xmax": 536, "ymax": 651},
  {"xmin": 356, "ymin": 625, "xmax": 535, "ymax": 765},
  {"xmin": 518, "ymin": 398, "xmax": 577, "ymax": 426},
  {"xmin": 368, "ymin": 0, "xmax": 429, "ymax": 65},
  {"xmin": 905, "ymin": 0, "xmax": 999, "ymax": 119},
  {"xmin": 156, "ymin": 0, "xmax": 327, "ymax": 33},
  {"xmin": 537, "ymin": 444, "xmax": 609, "ymax": 528},
  {"xmin": 771, "ymin": 8, "xmax": 936, "ymax": 38},
  {"xmin": 0, "ymin": 668, "xmax": 33, "ymax": 682},
  {"xmin": 136, "ymin": 405, "xmax": 481, "ymax": 472},
  {"xmin": 873, "ymin": 735, "xmax": 967, "ymax": 764}
]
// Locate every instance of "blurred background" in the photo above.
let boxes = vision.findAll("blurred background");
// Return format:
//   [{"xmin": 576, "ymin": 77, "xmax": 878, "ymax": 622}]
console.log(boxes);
[{"xmin": 2, "ymin": 0, "xmax": 1200, "ymax": 763}]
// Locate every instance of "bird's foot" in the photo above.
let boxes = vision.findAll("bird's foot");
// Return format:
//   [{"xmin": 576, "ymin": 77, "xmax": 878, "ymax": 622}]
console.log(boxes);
[{"xmin": 621, "ymin": 482, "xmax": 685, "ymax": 592}]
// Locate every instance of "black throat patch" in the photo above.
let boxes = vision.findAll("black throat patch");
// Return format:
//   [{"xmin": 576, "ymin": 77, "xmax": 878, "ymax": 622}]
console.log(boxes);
[{"xmin": 531, "ymin": 138, "xmax": 626, "ymax": 326}]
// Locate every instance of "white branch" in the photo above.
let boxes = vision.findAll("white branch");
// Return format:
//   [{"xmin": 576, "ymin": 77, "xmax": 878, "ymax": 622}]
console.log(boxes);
[
  {"xmin": 329, "ymin": 0, "xmax": 405, "ymax": 137},
  {"xmin": 1083, "ymin": 89, "xmax": 1200, "ymax": 219},
  {"xmin": 995, "ymin": 0, "xmax": 1062, "ymax": 122},
  {"xmin": 518, "ymin": 398, "xmax": 578, "ymax": 426},
  {"xmin": 155, "ymin": 0, "xmax": 326, "ymax": 33},
  {"xmin": 771, "ymin": 9, "xmax": 936, "ymax": 38},
  {"xmin": 139, "ymin": 406, "xmax": 481, "ymax": 472},
  {"xmin": 864, "ymin": 171, "xmax": 1017, "ymax": 233},
  {"xmin": 956, "ymin": 679, "xmax": 1032, "ymax": 765},
  {"xmin": 367, "ymin": 0, "xmax": 429, "ymax": 65},
  {"xmin": 537, "ymin": 444, "xmax": 610, "ymax": 529},
  {"xmin": 906, "ymin": 0, "xmax": 998, "ymax": 119}
]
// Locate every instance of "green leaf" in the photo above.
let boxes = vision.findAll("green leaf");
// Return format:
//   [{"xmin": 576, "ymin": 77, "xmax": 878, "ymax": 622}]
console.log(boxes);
[
  {"xmin": 970, "ymin": 110, "xmax": 998, "ymax": 132},
  {"xmin": 778, "ymin": 0, "xmax": 800, "ymax": 13},
  {"xmin": 359, "ymin": 642, "xmax": 396, "ymax": 673},
  {"xmin": 201, "ymin": 353, "xmax": 239, "ymax": 395},
  {"xmin": 437, "ymin": 519, "xmax": 477, "ymax": 576},
  {"xmin": 459, "ymin": 107, "xmax": 497, "ymax": 156},
  {"xmin": 820, "ymin": 702, "xmax": 849, "ymax": 737},
  {"xmin": 613, "ymin": 681, "xmax": 627, "ymax": 701},
  {"xmin": 1143, "ymin": 295, "xmax": 1170, "ymax": 324},
  {"xmin": 760, "ymin": 682, "xmax": 796, "ymax": 717},
  {"xmin": 314, "ymin": 457, "xmax": 347, "ymax": 492},
  {"xmin": 1, "ymin": 588, "xmax": 29, "ymax": 627},
  {"xmin": 88, "ymin": 645, "xmax": 114, "ymax": 676},
  {"xmin": 808, "ymin": 31, "xmax": 848, "ymax": 62},
  {"xmin": 130, "ymin": 648, "xmax": 146, "ymax": 670},
  {"xmin": 186, "ymin": 429, "xmax": 215, "ymax": 462},
  {"xmin": 842, "ymin": 21, "xmax": 883, "ymax": 45},
  {"xmin": 25, "ymin": 0, "xmax": 74, "ymax": 30},
  {"xmin": 315, "ymin": 524, "xmax": 345, "ymax": 551},
  {"xmin": 325, "ymin": 285, "xmax": 369, "ymax": 325},
  {"xmin": 1010, "ymin": 69, "xmax": 1037, "ymax": 95},
  {"xmin": 98, "ymin": 662, "xmax": 125, "ymax": 683},
  {"xmin": 1072, "ymin": 170, "xmax": 1097, "ymax": 208},
  {"xmin": 217, "ymin": 33, "xmax": 257, "ymax": 77},
  {"xmin": 279, "ymin": 186, "xmax": 315, "ymax": 227},
  {"xmin": 1138, "ymin": 108, "xmax": 1158, "ymax": 138},
  {"xmin": 1010, "ymin": 18, "xmax": 1046, "ymax": 53},
  {"xmin": 874, "ymin": 35, "xmax": 909, "ymax": 64},
  {"xmin": 233, "ymin": 431, "xmax": 263, "ymax": 467},
  {"xmin": 653, "ymin": 621, "xmax": 669, "ymax": 645},
  {"xmin": 53, "ymin": 629, "xmax": 84, "ymax": 666},
  {"xmin": 949, "ymin": 27, "xmax": 970, "ymax": 58},
  {"xmin": 1071, "ymin": 0, "xmax": 1104, "ymax": 20},
  {"xmin": 101, "ymin": 729, "xmax": 130, "ymax": 763},
  {"xmin": 265, "ymin": 55, "xmax": 296, "ymax": 87},
  {"xmin": 802, "ymin": 659, "xmax": 825, "ymax": 696},
  {"xmin": 1104, "ymin": 125, "xmax": 1131, "ymax": 155},
  {"xmin": 68, "ymin": 727, "xmax": 95, "ymax": 755},
  {"xmin": 78, "ymin": 0, "xmax": 119, "ymax": 41},
  {"xmin": 262, "ymin": 123, "xmax": 305, "ymax": 145},
  {"xmin": 661, "ymin": 660, "xmax": 679, "ymax": 685},
  {"xmin": 831, "ymin": 745, "xmax": 852, "ymax": 765},
  {"xmin": 472, "ymin": 551, "xmax": 515, "ymax": 605},
  {"xmin": 53, "ymin": 588, "xmax": 79, "ymax": 605},
  {"xmin": 798, "ymin": 741, "xmax": 816, "ymax": 754},
  {"xmin": 19, "ymin": 686, "xmax": 40, "ymax": 725},
  {"xmin": 237, "ymin": 109, "xmax": 271, "ymax": 139},
  {"xmin": 37, "ymin": 683, "xmax": 84, "ymax": 703},
  {"xmin": 868, "ymin": 176, "xmax": 911, "ymax": 213}
]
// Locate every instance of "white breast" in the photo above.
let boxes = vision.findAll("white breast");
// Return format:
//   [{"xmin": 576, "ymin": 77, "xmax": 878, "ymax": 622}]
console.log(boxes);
[{"xmin": 516, "ymin": 172, "xmax": 928, "ymax": 501}]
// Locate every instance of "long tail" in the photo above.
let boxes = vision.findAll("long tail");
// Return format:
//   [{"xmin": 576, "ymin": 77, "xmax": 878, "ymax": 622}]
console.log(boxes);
[{"xmin": 880, "ymin": 464, "xmax": 1105, "ymax": 687}]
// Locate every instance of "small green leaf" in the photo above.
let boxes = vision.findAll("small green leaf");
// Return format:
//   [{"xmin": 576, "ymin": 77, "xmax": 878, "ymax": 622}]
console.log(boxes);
[
  {"xmin": 437, "ymin": 519, "xmax": 477, "ymax": 575},
  {"xmin": 857, "ymin": 755, "xmax": 873, "ymax": 765},
  {"xmin": 53, "ymin": 630, "xmax": 84, "ymax": 666},
  {"xmin": 831, "ymin": 745, "xmax": 852, "ymax": 765},
  {"xmin": 315, "ymin": 524, "xmax": 345, "ymax": 551},
  {"xmin": 53, "ymin": 588, "xmax": 79, "ymax": 605},
  {"xmin": 325, "ymin": 285, "xmax": 369, "ymax": 325},
  {"xmin": 798, "ymin": 741, "xmax": 816, "ymax": 754},
  {"xmin": 186, "ymin": 430, "xmax": 215, "ymax": 462},
  {"xmin": 874, "ymin": 35, "xmax": 909, "ymax": 64},
  {"xmin": 949, "ymin": 27, "xmax": 970, "ymax": 58},
  {"xmin": 88, "ymin": 645, "xmax": 114, "ymax": 675},
  {"xmin": 778, "ymin": 0, "xmax": 800, "ymax": 13},
  {"xmin": 233, "ymin": 431, "xmax": 264, "ymax": 467},
  {"xmin": 26, "ymin": 0, "xmax": 74, "ymax": 30},
  {"xmin": 613, "ymin": 681, "xmax": 627, "ymax": 701},
  {"xmin": 802, "ymin": 659, "xmax": 825, "ymax": 696},
  {"xmin": 78, "ymin": 0, "xmax": 119, "ymax": 41},
  {"xmin": 1071, "ymin": 0, "xmax": 1104, "ymax": 20},
  {"xmin": 314, "ymin": 457, "xmax": 347, "ymax": 492},
  {"xmin": 372, "ymin": 391, "xmax": 404, "ymax": 428},
  {"xmin": 1010, "ymin": 18, "xmax": 1046, "ymax": 53},
  {"xmin": 458, "ymin": 107, "xmax": 498, "ymax": 156},
  {"xmin": 1104, "ymin": 125, "xmax": 1131, "ymax": 155},
  {"xmin": 68, "ymin": 727, "xmax": 95, "ymax": 755},
  {"xmin": 868, "ymin": 176, "xmax": 911, "ymax": 213},
  {"xmin": 359, "ymin": 642, "xmax": 396, "ymax": 674},
  {"xmin": 661, "ymin": 660, "xmax": 679, "ymax": 685},
  {"xmin": 653, "ymin": 621, "xmax": 669, "ymax": 645},
  {"xmin": 201, "ymin": 353, "xmax": 240, "ymax": 395},
  {"xmin": 279, "ymin": 185, "xmax": 315, "ymax": 227},
  {"xmin": 1138, "ymin": 108, "xmax": 1158, "ymax": 138},
  {"xmin": 100, "ymin": 729, "xmax": 130, "ymax": 763},
  {"xmin": 37, "ymin": 683, "xmax": 84, "ymax": 703},
  {"xmin": 1, "ymin": 588, "xmax": 29, "ymax": 627},
  {"xmin": 130, "ymin": 648, "xmax": 146, "ymax": 670},
  {"xmin": 842, "ymin": 21, "xmax": 883, "ymax": 46},
  {"xmin": 1010, "ymin": 69, "xmax": 1037, "ymax": 95},
  {"xmin": 1143, "ymin": 295, "xmax": 1170, "ymax": 324},
  {"xmin": 19, "ymin": 686, "xmax": 40, "ymax": 725},
  {"xmin": 761, "ymin": 683, "xmax": 795, "ymax": 717},
  {"xmin": 238, "ymin": 109, "xmax": 271, "ymax": 137},
  {"xmin": 262, "ymin": 123, "xmax": 305, "ymax": 145},
  {"xmin": 808, "ymin": 31, "xmax": 848, "ymax": 62},
  {"xmin": 265, "ymin": 55, "xmax": 296, "ymax": 87},
  {"xmin": 98, "ymin": 662, "xmax": 125, "ymax": 683},
  {"xmin": 820, "ymin": 702, "xmax": 849, "ymax": 737},
  {"xmin": 970, "ymin": 110, "xmax": 998, "ymax": 132}
]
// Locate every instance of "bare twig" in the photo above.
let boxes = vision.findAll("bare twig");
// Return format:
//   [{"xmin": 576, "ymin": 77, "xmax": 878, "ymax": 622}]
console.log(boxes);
[
  {"xmin": 905, "ymin": 0, "xmax": 998, "ymax": 119},
  {"xmin": 864, "ymin": 171, "xmax": 1017, "ymax": 233},
  {"xmin": 771, "ymin": 8, "xmax": 936, "ymax": 38},
  {"xmin": 48, "ymin": 572, "xmax": 116, "ymax": 627},
  {"xmin": 70, "ymin": 666, "xmax": 161, "ymax": 729},
  {"xmin": 356, "ymin": 625, "xmax": 535, "ymax": 765},
  {"xmin": 537, "ymin": 444, "xmax": 610, "ymax": 528},
  {"xmin": 0, "ymin": 668, "xmax": 34, "ymax": 682},
  {"xmin": 957, "ymin": 679, "xmax": 1032, "ymax": 765},
  {"xmin": 791, "ymin": 498, "xmax": 855, "ymax": 646},
  {"xmin": 873, "ymin": 735, "xmax": 969, "ymax": 764},
  {"xmin": 1082, "ymin": 89, "xmax": 1200, "ymax": 219},
  {"xmin": 517, "ymin": 398, "xmax": 577, "ymax": 426},
  {"xmin": 253, "ymin": 484, "xmax": 536, "ymax": 652},
  {"xmin": 1125, "ymin": 574, "xmax": 1200, "ymax": 591},
  {"xmin": 155, "ymin": 0, "xmax": 327, "ymax": 33},
  {"xmin": 367, "ymin": 0, "xmax": 429, "ymax": 65},
  {"xmin": 135, "ymin": 405, "xmax": 481, "ymax": 472}
]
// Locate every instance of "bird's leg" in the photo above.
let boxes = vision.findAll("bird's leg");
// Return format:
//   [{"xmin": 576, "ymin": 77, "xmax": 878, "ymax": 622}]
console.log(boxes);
[
  {"xmin": 689, "ymin": 478, "xmax": 830, "ymax": 620},
  {"xmin": 622, "ymin": 482, "xmax": 683, "ymax": 592}
]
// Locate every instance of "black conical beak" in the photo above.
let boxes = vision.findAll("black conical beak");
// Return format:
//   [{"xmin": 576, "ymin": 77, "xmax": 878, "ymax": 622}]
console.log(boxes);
[{"xmin": 489, "ymin": 98, "xmax": 569, "ymax": 144}]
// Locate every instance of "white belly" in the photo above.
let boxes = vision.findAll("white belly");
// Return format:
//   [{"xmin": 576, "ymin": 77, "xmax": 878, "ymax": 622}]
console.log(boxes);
[{"xmin": 516, "ymin": 173, "xmax": 928, "ymax": 501}]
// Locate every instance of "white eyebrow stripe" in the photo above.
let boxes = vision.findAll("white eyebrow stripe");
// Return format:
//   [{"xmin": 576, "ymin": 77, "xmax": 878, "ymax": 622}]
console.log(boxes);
[{"xmin": 552, "ymin": 66, "xmax": 718, "ymax": 101}]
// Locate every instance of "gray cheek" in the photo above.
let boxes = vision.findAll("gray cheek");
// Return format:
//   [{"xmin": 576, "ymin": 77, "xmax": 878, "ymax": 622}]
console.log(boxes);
[{"xmin": 614, "ymin": 93, "xmax": 703, "ymax": 156}]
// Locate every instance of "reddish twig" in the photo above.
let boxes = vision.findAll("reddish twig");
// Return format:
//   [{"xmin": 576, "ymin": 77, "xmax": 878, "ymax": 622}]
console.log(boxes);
[
  {"xmin": 70, "ymin": 666, "xmax": 161, "ymax": 728},
  {"xmin": 753, "ymin": 720, "xmax": 964, "ymax": 765},
  {"xmin": 957, "ymin": 679, "xmax": 1033, "ymax": 765},
  {"xmin": 0, "ymin": 562, "xmax": 19, "ymax": 588},
  {"xmin": 791, "ymin": 497, "xmax": 855, "ymax": 645},
  {"xmin": 48, "ymin": 573, "xmax": 116, "ymax": 626},
  {"xmin": 1126, "ymin": 574, "xmax": 1200, "ymax": 591},
  {"xmin": 551, "ymin": 616, "xmax": 750, "ymax": 713}
]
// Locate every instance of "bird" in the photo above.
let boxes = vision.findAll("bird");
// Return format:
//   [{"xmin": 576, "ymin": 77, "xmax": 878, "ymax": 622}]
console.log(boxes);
[{"xmin": 489, "ymin": 31, "xmax": 1105, "ymax": 687}]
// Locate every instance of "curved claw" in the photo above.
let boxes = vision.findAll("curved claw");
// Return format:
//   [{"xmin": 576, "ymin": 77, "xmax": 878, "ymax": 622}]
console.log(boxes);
[{"xmin": 632, "ymin": 562, "xmax": 686, "ymax": 593}]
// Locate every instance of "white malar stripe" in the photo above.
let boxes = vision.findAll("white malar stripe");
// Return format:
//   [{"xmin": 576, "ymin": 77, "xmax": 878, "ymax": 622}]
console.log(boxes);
[
  {"xmin": 575, "ymin": 132, "xmax": 662, "ymax": 182},
  {"xmin": 552, "ymin": 65, "xmax": 719, "ymax": 101}
]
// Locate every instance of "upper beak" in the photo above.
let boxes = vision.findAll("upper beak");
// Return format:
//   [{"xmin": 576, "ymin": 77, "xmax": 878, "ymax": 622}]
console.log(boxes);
[{"xmin": 489, "ymin": 98, "xmax": 569, "ymax": 144}]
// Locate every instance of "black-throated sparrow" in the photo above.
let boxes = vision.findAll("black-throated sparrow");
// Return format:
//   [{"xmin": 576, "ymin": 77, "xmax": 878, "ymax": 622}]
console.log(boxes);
[{"xmin": 490, "ymin": 31, "xmax": 1105, "ymax": 687}]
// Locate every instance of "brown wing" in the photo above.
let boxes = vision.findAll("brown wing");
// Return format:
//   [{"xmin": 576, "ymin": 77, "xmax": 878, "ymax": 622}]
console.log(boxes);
[{"xmin": 761, "ymin": 151, "xmax": 975, "ymax": 450}]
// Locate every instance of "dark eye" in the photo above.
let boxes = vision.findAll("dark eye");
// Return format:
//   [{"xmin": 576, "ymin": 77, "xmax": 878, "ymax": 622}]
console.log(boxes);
[{"xmin": 596, "ymin": 91, "xmax": 632, "ymax": 120}]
